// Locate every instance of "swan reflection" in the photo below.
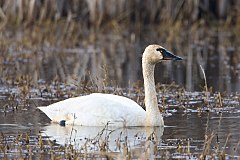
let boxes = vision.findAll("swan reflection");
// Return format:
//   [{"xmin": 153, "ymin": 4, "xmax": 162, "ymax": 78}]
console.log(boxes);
[{"xmin": 41, "ymin": 124, "xmax": 164, "ymax": 153}]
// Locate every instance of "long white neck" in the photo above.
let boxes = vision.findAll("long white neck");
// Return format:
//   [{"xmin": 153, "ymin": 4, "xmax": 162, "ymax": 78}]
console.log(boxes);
[{"xmin": 142, "ymin": 58, "xmax": 163, "ymax": 126}]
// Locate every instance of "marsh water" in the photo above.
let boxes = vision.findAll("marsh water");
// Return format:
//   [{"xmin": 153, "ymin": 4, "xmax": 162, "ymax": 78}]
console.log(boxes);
[
  {"xmin": 0, "ymin": 44, "xmax": 239, "ymax": 159},
  {"xmin": 0, "ymin": 42, "xmax": 239, "ymax": 159},
  {"xmin": 0, "ymin": 86, "xmax": 239, "ymax": 159}
]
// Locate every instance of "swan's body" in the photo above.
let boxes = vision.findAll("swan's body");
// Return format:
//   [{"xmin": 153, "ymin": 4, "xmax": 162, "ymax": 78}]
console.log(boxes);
[
  {"xmin": 38, "ymin": 44, "xmax": 182, "ymax": 126},
  {"xmin": 39, "ymin": 93, "xmax": 146, "ymax": 126}
]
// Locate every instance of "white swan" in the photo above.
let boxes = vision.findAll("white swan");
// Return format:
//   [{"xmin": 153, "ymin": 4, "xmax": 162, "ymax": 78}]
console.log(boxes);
[{"xmin": 38, "ymin": 44, "xmax": 182, "ymax": 126}]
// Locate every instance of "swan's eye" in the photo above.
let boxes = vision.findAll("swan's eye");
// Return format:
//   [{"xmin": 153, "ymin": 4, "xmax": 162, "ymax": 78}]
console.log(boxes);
[{"xmin": 156, "ymin": 48, "xmax": 164, "ymax": 53}]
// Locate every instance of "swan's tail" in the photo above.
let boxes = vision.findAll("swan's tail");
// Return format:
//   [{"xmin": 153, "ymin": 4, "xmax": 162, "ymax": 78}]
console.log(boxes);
[{"xmin": 38, "ymin": 106, "xmax": 54, "ymax": 121}]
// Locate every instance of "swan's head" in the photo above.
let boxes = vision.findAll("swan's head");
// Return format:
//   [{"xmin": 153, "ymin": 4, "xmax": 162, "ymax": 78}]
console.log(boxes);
[{"xmin": 143, "ymin": 44, "xmax": 182, "ymax": 64}]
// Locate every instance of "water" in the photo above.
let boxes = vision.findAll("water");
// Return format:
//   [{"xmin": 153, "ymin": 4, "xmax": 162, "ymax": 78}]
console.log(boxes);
[{"xmin": 0, "ymin": 88, "xmax": 239, "ymax": 159}]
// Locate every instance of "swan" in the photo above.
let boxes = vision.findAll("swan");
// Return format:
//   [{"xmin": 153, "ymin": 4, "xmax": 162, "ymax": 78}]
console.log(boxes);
[{"xmin": 38, "ymin": 44, "xmax": 182, "ymax": 126}]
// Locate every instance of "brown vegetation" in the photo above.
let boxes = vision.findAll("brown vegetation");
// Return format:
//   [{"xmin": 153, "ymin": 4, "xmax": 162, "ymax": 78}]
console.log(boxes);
[{"xmin": 0, "ymin": 0, "xmax": 239, "ymax": 92}]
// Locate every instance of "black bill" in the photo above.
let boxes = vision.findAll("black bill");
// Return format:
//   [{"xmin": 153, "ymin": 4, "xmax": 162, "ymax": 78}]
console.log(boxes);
[{"xmin": 162, "ymin": 50, "xmax": 182, "ymax": 60}]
